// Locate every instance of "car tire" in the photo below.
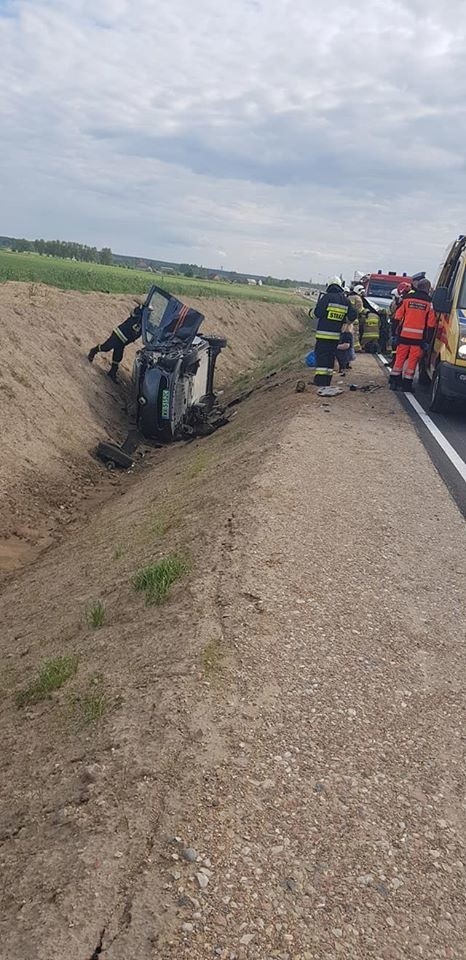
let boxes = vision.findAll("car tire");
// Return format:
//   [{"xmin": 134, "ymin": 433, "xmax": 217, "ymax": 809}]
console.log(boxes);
[{"xmin": 429, "ymin": 365, "xmax": 447, "ymax": 413}]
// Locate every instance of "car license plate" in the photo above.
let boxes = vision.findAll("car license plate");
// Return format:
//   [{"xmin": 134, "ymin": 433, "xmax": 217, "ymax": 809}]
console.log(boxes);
[{"xmin": 161, "ymin": 389, "xmax": 170, "ymax": 419}]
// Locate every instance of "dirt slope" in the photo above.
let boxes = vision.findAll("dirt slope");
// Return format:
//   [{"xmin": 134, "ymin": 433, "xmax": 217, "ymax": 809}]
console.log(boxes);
[
  {"xmin": 1, "ymin": 357, "xmax": 466, "ymax": 959},
  {"xmin": 0, "ymin": 281, "xmax": 305, "ymax": 570}
]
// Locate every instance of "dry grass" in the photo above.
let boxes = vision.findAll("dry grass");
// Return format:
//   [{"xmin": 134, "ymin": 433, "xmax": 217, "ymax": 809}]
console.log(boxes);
[{"xmin": 86, "ymin": 599, "xmax": 105, "ymax": 629}]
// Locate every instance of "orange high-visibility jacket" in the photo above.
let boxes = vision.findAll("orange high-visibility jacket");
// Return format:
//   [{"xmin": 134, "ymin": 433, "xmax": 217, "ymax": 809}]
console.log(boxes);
[{"xmin": 394, "ymin": 294, "xmax": 435, "ymax": 343}]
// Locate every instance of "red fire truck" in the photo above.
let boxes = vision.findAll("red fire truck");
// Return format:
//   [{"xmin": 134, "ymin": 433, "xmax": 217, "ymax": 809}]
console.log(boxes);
[{"xmin": 360, "ymin": 269, "xmax": 412, "ymax": 311}]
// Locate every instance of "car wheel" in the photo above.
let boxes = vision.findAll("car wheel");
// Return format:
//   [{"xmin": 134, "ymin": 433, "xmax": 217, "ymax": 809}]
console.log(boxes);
[{"xmin": 429, "ymin": 365, "xmax": 447, "ymax": 413}]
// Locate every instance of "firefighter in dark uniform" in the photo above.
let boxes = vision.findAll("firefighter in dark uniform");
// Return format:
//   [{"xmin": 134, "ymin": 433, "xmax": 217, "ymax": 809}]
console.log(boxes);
[
  {"xmin": 312, "ymin": 277, "xmax": 357, "ymax": 387},
  {"xmin": 88, "ymin": 303, "xmax": 144, "ymax": 381}
]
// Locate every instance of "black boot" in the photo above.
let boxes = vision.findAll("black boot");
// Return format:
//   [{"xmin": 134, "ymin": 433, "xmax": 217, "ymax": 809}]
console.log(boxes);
[
  {"xmin": 88, "ymin": 346, "xmax": 99, "ymax": 363},
  {"xmin": 107, "ymin": 362, "xmax": 119, "ymax": 382},
  {"xmin": 389, "ymin": 374, "xmax": 400, "ymax": 391},
  {"xmin": 402, "ymin": 378, "xmax": 414, "ymax": 393}
]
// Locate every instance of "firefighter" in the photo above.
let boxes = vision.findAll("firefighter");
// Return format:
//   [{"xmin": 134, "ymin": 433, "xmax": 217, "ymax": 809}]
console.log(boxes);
[
  {"xmin": 312, "ymin": 277, "xmax": 357, "ymax": 388},
  {"xmin": 348, "ymin": 286, "xmax": 364, "ymax": 351},
  {"xmin": 359, "ymin": 301, "xmax": 382, "ymax": 353},
  {"xmin": 88, "ymin": 303, "xmax": 144, "ymax": 381},
  {"xmin": 389, "ymin": 279, "xmax": 435, "ymax": 392}
]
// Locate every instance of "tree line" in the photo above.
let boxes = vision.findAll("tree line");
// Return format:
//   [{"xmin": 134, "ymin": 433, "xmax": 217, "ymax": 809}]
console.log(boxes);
[
  {"xmin": 11, "ymin": 237, "xmax": 113, "ymax": 265},
  {"xmin": 176, "ymin": 263, "xmax": 295, "ymax": 286}
]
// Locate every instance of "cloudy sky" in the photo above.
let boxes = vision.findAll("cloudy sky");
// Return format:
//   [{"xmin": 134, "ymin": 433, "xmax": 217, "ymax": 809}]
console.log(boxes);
[{"xmin": 1, "ymin": 0, "xmax": 465, "ymax": 280}]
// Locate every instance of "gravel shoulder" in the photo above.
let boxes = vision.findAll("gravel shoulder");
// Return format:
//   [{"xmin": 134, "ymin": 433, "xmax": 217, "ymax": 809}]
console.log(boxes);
[
  {"xmin": 129, "ymin": 360, "xmax": 466, "ymax": 960},
  {"xmin": 1, "ymin": 357, "xmax": 465, "ymax": 959}
]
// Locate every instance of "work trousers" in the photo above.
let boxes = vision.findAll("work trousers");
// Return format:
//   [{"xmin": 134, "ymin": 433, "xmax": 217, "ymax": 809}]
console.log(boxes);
[
  {"xmin": 98, "ymin": 332, "xmax": 125, "ymax": 365},
  {"xmin": 392, "ymin": 342, "xmax": 423, "ymax": 381},
  {"xmin": 313, "ymin": 339, "xmax": 338, "ymax": 386}
]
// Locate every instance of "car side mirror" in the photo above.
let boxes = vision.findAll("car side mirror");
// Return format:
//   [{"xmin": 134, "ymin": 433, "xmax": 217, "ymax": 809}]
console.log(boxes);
[{"xmin": 432, "ymin": 286, "xmax": 452, "ymax": 313}]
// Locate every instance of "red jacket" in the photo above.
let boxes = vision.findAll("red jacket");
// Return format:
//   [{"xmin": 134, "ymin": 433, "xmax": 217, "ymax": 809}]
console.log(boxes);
[{"xmin": 394, "ymin": 292, "xmax": 435, "ymax": 343}]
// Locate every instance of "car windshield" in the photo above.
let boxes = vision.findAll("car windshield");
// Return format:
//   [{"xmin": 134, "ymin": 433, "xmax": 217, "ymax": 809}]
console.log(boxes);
[
  {"xmin": 143, "ymin": 288, "xmax": 172, "ymax": 346},
  {"xmin": 366, "ymin": 280, "xmax": 396, "ymax": 298}
]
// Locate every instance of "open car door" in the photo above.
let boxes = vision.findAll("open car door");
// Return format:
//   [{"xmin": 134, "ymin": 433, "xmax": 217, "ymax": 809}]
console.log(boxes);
[{"xmin": 142, "ymin": 286, "xmax": 204, "ymax": 347}]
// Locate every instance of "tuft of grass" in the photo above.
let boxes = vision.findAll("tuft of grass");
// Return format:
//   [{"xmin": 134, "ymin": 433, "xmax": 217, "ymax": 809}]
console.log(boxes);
[
  {"xmin": 114, "ymin": 544, "xmax": 124, "ymax": 560},
  {"xmin": 87, "ymin": 599, "xmax": 105, "ymax": 629},
  {"xmin": 16, "ymin": 655, "xmax": 79, "ymax": 707},
  {"xmin": 73, "ymin": 674, "xmax": 111, "ymax": 724},
  {"xmin": 133, "ymin": 554, "xmax": 189, "ymax": 605},
  {"xmin": 79, "ymin": 691, "xmax": 109, "ymax": 724}
]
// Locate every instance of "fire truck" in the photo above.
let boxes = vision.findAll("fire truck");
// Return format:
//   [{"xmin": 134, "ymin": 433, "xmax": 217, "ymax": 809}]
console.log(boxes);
[{"xmin": 355, "ymin": 270, "xmax": 411, "ymax": 312}]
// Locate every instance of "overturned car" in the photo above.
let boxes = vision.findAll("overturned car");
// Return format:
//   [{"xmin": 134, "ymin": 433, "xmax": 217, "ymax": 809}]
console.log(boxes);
[
  {"xmin": 96, "ymin": 286, "xmax": 228, "ymax": 468},
  {"xmin": 133, "ymin": 285, "xmax": 227, "ymax": 442}
]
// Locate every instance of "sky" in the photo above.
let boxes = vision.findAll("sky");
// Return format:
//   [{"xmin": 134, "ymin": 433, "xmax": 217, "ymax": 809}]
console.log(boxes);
[{"xmin": 1, "ymin": 0, "xmax": 466, "ymax": 281}]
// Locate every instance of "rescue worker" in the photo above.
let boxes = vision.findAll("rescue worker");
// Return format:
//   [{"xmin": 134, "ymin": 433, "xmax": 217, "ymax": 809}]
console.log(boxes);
[
  {"xmin": 88, "ymin": 303, "xmax": 144, "ymax": 381},
  {"xmin": 312, "ymin": 276, "xmax": 357, "ymax": 388},
  {"xmin": 390, "ymin": 280, "xmax": 412, "ymax": 318},
  {"xmin": 389, "ymin": 278, "xmax": 435, "ymax": 392},
  {"xmin": 359, "ymin": 300, "xmax": 382, "ymax": 353},
  {"xmin": 348, "ymin": 285, "xmax": 364, "ymax": 352},
  {"xmin": 389, "ymin": 281, "xmax": 412, "ymax": 354}
]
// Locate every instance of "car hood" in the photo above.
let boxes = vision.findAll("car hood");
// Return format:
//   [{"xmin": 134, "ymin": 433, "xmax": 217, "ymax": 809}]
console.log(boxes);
[{"xmin": 364, "ymin": 295, "xmax": 390, "ymax": 312}]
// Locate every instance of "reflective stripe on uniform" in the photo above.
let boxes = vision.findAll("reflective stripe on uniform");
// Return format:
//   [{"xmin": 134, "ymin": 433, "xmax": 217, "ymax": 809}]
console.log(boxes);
[
  {"xmin": 361, "ymin": 315, "xmax": 380, "ymax": 340},
  {"xmin": 400, "ymin": 327, "xmax": 423, "ymax": 337},
  {"xmin": 315, "ymin": 332, "xmax": 340, "ymax": 341},
  {"xmin": 113, "ymin": 327, "xmax": 128, "ymax": 344},
  {"xmin": 315, "ymin": 367, "xmax": 329, "ymax": 375}
]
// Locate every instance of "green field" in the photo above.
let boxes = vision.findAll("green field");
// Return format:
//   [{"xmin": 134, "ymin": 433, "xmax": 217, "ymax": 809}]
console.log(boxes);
[{"xmin": 0, "ymin": 250, "xmax": 302, "ymax": 304}]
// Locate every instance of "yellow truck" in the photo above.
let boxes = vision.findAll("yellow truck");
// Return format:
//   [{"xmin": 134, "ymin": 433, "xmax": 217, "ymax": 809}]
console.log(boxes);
[{"xmin": 421, "ymin": 235, "xmax": 466, "ymax": 411}]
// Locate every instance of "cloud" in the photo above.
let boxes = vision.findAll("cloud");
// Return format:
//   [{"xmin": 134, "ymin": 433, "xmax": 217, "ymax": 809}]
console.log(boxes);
[{"xmin": 1, "ymin": 0, "xmax": 466, "ymax": 279}]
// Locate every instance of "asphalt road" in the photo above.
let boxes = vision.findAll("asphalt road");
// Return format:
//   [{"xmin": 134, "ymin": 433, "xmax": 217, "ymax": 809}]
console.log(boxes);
[{"xmin": 378, "ymin": 355, "xmax": 466, "ymax": 517}]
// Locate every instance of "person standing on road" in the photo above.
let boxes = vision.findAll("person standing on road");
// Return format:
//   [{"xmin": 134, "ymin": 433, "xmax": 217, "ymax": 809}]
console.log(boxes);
[
  {"xmin": 389, "ymin": 279, "xmax": 435, "ymax": 393},
  {"xmin": 336, "ymin": 321, "xmax": 354, "ymax": 374},
  {"xmin": 348, "ymin": 287, "xmax": 364, "ymax": 352},
  {"xmin": 313, "ymin": 277, "xmax": 357, "ymax": 388},
  {"xmin": 88, "ymin": 303, "xmax": 143, "ymax": 382}
]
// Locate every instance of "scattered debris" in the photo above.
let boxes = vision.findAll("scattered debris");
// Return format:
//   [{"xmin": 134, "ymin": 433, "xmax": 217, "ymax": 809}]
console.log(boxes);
[
  {"xmin": 349, "ymin": 383, "xmax": 382, "ymax": 393},
  {"xmin": 317, "ymin": 386, "xmax": 343, "ymax": 397}
]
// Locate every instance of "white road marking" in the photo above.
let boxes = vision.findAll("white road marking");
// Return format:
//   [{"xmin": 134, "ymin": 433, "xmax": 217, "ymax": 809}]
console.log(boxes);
[
  {"xmin": 377, "ymin": 353, "xmax": 391, "ymax": 368},
  {"xmin": 376, "ymin": 354, "xmax": 466, "ymax": 485},
  {"xmin": 404, "ymin": 394, "xmax": 466, "ymax": 484}
]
